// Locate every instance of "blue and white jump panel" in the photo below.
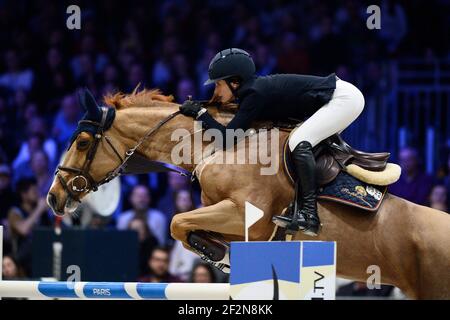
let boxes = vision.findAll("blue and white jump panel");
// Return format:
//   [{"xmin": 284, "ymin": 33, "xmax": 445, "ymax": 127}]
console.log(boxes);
[
  {"xmin": 0, "ymin": 281, "xmax": 230, "ymax": 300},
  {"xmin": 230, "ymin": 241, "xmax": 336, "ymax": 300}
]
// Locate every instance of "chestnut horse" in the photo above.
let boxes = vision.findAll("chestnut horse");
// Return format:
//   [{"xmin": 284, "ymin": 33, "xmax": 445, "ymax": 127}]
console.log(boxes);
[{"xmin": 48, "ymin": 89, "xmax": 450, "ymax": 299}]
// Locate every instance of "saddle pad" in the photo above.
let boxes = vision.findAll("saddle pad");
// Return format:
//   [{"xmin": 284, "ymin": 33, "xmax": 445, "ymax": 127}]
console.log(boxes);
[
  {"xmin": 317, "ymin": 171, "xmax": 387, "ymax": 212},
  {"xmin": 269, "ymin": 171, "xmax": 388, "ymax": 242}
]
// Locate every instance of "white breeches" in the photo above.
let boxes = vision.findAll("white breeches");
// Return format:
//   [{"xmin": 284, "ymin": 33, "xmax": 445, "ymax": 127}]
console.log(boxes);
[{"xmin": 288, "ymin": 79, "xmax": 365, "ymax": 151}]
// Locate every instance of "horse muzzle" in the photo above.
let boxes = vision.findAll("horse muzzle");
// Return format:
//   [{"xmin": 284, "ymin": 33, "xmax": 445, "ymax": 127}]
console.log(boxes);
[{"xmin": 47, "ymin": 191, "xmax": 79, "ymax": 217}]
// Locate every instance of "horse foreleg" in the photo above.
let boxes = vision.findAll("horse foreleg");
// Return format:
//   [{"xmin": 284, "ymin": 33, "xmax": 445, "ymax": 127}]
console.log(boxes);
[
  {"xmin": 170, "ymin": 199, "xmax": 242, "ymax": 269},
  {"xmin": 170, "ymin": 199, "xmax": 241, "ymax": 243}
]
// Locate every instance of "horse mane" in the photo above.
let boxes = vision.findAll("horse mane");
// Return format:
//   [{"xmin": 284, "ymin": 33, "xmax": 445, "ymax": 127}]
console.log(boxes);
[
  {"xmin": 104, "ymin": 87, "xmax": 175, "ymax": 109},
  {"xmin": 103, "ymin": 86, "xmax": 239, "ymax": 119}
]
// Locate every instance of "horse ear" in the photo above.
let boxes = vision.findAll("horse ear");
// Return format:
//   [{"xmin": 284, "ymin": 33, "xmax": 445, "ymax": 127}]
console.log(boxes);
[{"xmin": 77, "ymin": 88, "xmax": 101, "ymax": 119}]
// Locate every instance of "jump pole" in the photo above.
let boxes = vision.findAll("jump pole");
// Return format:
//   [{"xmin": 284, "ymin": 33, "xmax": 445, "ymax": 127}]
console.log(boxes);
[{"xmin": 0, "ymin": 280, "xmax": 230, "ymax": 300}]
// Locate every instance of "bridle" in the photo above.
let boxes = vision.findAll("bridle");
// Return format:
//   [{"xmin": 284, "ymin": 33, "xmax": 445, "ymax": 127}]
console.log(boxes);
[{"xmin": 56, "ymin": 106, "xmax": 182, "ymax": 202}]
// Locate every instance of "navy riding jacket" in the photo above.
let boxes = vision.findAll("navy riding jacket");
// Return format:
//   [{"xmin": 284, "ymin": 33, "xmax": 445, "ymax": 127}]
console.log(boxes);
[{"xmin": 197, "ymin": 73, "xmax": 337, "ymax": 146}]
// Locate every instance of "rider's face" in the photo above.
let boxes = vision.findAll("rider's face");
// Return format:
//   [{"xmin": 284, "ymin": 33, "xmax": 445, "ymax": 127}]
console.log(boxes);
[{"xmin": 211, "ymin": 80, "xmax": 235, "ymax": 104}]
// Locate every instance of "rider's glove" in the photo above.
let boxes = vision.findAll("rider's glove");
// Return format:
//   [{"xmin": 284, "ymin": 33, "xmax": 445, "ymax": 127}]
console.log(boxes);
[{"xmin": 179, "ymin": 100, "xmax": 203, "ymax": 118}]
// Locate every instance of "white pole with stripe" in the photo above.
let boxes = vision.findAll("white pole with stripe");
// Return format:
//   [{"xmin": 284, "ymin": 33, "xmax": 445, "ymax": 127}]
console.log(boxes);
[{"xmin": 0, "ymin": 281, "xmax": 230, "ymax": 300}]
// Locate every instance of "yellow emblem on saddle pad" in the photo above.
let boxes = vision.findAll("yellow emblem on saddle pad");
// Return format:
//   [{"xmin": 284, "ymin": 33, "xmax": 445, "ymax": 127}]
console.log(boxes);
[{"xmin": 355, "ymin": 185, "xmax": 367, "ymax": 197}]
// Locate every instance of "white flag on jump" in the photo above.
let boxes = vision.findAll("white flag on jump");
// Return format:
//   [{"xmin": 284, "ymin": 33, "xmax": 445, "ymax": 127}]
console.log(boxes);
[{"xmin": 245, "ymin": 201, "xmax": 264, "ymax": 242}]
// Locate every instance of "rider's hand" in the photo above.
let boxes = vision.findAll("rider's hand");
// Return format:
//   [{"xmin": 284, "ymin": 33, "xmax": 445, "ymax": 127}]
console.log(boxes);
[{"xmin": 179, "ymin": 100, "xmax": 203, "ymax": 118}]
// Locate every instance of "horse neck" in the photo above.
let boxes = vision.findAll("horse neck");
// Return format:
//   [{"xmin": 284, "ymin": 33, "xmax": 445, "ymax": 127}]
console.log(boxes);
[{"xmin": 113, "ymin": 104, "xmax": 232, "ymax": 172}]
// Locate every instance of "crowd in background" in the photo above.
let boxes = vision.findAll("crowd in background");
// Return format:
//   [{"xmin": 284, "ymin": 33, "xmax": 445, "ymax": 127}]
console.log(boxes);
[{"xmin": 1, "ymin": 0, "xmax": 450, "ymax": 298}]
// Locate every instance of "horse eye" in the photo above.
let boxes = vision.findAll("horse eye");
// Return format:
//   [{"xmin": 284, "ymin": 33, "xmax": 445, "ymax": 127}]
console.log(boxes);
[{"xmin": 77, "ymin": 140, "xmax": 90, "ymax": 149}]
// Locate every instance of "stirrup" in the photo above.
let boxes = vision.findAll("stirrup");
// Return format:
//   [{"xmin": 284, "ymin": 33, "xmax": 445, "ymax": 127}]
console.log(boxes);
[
  {"xmin": 299, "ymin": 220, "xmax": 321, "ymax": 237},
  {"xmin": 272, "ymin": 202, "xmax": 295, "ymax": 229},
  {"xmin": 273, "ymin": 206, "xmax": 321, "ymax": 236}
]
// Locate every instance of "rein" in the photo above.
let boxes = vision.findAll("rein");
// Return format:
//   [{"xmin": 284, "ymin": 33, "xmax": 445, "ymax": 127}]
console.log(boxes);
[{"xmin": 56, "ymin": 107, "xmax": 183, "ymax": 202}]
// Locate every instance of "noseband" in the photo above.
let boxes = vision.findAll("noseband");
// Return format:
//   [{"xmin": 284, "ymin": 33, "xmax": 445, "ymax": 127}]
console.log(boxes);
[{"xmin": 56, "ymin": 106, "xmax": 182, "ymax": 202}]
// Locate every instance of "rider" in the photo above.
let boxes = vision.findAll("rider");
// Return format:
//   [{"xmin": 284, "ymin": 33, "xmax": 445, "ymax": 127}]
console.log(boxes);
[{"xmin": 179, "ymin": 48, "xmax": 364, "ymax": 236}]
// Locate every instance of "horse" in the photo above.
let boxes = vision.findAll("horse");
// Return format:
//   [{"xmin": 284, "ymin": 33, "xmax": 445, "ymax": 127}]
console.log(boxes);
[{"xmin": 47, "ymin": 89, "xmax": 450, "ymax": 299}]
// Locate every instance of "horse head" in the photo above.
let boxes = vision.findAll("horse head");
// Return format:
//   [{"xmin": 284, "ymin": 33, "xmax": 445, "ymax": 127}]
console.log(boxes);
[{"xmin": 47, "ymin": 88, "xmax": 123, "ymax": 216}]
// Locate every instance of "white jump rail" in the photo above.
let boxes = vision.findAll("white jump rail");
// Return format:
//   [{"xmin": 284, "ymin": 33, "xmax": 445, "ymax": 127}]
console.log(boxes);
[
  {"xmin": 0, "ymin": 226, "xmax": 229, "ymax": 300},
  {"xmin": 0, "ymin": 280, "xmax": 230, "ymax": 300}
]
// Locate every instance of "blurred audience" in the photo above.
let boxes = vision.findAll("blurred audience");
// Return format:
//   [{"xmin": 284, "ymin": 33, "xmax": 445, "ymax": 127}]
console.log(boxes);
[
  {"xmin": 117, "ymin": 185, "xmax": 167, "ymax": 245},
  {"xmin": 0, "ymin": 164, "xmax": 13, "ymax": 223},
  {"xmin": 389, "ymin": 147, "xmax": 434, "ymax": 205},
  {"xmin": 29, "ymin": 150, "xmax": 53, "ymax": 197},
  {"xmin": 0, "ymin": 0, "xmax": 448, "ymax": 296},
  {"xmin": 0, "ymin": 49, "xmax": 34, "ymax": 92},
  {"xmin": 428, "ymin": 184, "xmax": 448, "ymax": 213},
  {"xmin": 139, "ymin": 247, "xmax": 183, "ymax": 283},
  {"xmin": 7, "ymin": 178, "xmax": 51, "ymax": 275},
  {"xmin": 169, "ymin": 240, "xmax": 199, "ymax": 281},
  {"xmin": 443, "ymin": 154, "xmax": 450, "ymax": 202},
  {"xmin": 13, "ymin": 117, "xmax": 57, "ymax": 173},
  {"xmin": 158, "ymin": 172, "xmax": 200, "ymax": 221},
  {"xmin": 52, "ymin": 94, "xmax": 82, "ymax": 151},
  {"xmin": 127, "ymin": 216, "xmax": 159, "ymax": 277},
  {"xmin": 189, "ymin": 261, "xmax": 218, "ymax": 283},
  {"xmin": 2, "ymin": 255, "xmax": 26, "ymax": 280}
]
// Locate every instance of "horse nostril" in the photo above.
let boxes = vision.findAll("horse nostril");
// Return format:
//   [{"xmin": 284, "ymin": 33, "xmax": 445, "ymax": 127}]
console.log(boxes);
[{"xmin": 47, "ymin": 193, "xmax": 57, "ymax": 209}]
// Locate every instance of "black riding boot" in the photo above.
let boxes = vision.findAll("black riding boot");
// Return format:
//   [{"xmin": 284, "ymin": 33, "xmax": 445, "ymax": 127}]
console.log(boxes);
[{"xmin": 275, "ymin": 141, "xmax": 321, "ymax": 236}]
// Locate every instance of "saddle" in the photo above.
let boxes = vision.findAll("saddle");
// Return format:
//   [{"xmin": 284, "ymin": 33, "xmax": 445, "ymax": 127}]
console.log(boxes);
[
  {"xmin": 284, "ymin": 132, "xmax": 390, "ymax": 186},
  {"xmin": 187, "ymin": 122, "xmax": 395, "ymax": 271}
]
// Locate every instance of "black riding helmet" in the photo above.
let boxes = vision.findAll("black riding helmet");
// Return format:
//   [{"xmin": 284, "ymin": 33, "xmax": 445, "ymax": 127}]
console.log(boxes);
[{"xmin": 204, "ymin": 48, "xmax": 255, "ymax": 86}]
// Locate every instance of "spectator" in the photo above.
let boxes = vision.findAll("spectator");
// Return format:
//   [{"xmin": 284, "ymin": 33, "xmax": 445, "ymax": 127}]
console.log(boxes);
[
  {"xmin": 174, "ymin": 189, "xmax": 196, "ymax": 214},
  {"xmin": 52, "ymin": 94, "xmax": 82, "ymax": 151},
  {"xmin": 152, "ymin": 37, "xmax": 178, "ymax": 91},
  {"xmin": 0, "ymin": 49, "xmax": 34, "ymax": 92},
  {"xmin": 0, "ymin": 95, "xmax": 15, "ymax": 159},
  {"xmin": 34, "ymin": 47, "xmax": 73, "ymax": 111},
  {"xmin": 13, "ymin": 134, "xmax": 45, "ymax": 183},
  {"xmin": 158, "ymin": 172, "xmax": 201, "ymax": 220},
  {"xmin": 169, "ymin": 240, "xmax": 199, "ymax": 281},
  {"xmin": 166, "ymin": 189, "xmax": 197, "ymax": 243},
  {"xmin": 389, "ymin": 147, "xmax": 434, "ymax": 206},
  {"xmin": 13, "ymin": 117, "xmax": 57, "ymax": 171},
  {"xmin": 29, "ymin": 150, "xmax": 53, "ymax": 197},
  {"xmin": 443, "ymin": 154, "xmax": 450, "ymax": 201},
  {"xmin": 126, "ymin": 63, "xmax": 147, "ymax": 92},
  {"xmin": 14, "ymin": 148, "xmax": 53, "ymax": 195},
  {"xmin": 117, "ymin": 185, "xmax": 167, "ymax": 245},
  {"xmin": 378, "ymin": 0, "xmax": 408, "ymax": 54},
  {"xmin": 254, "ymin": 44, "xmax": 277, "ymax": 76},
  {"xmin": 0, "ymin": 164, "xmax": 14, "ymax": 223},
  {"xmin": 195, "ymin": 48, "xmax": 216, "ymax": 99},
  {"xmin": 429, "ymin": 184, "xmax": 448, "ymax": 213},
  {"xmin": 7, "ymin": 178, "xmax": 51, "ymax": 275},
  {"xmin": 2, "ymin": 255, "xmax": 26, "ymax": 280},
  {"xmin": 70, "ymin": 35, "xmax": 109, "ymax": 81},
  {"xmin": 189, "ymin": 262, "xmax": 217, "ymax": 283},
  {"xmin": 103, "ymin": 64, "xmax": 121, "ymax": 87},
  {"xmin": 176, "ymin": 78, "xmax": 196, "ymax": 102},
  {"xmin": 171, "ymin": 54, "xmax": 190, "ymax": 81},
  {"xmin": 87, "ymin": 212, "xmax": 112, "ymax": 230},
  {"xmin": 139, "ymin": 247, "xmax": 183, "ymax": 283},
  {"xmin": 12, "ymin": 89, "xmax": 29, "ymax": 118},
  {"xmin": 127, "ymin": 217, "xmax": 159, "ymax": 276},
  {"xmin": 277, "ymin": 32, "xmax": 311, "ymax": 74}
]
